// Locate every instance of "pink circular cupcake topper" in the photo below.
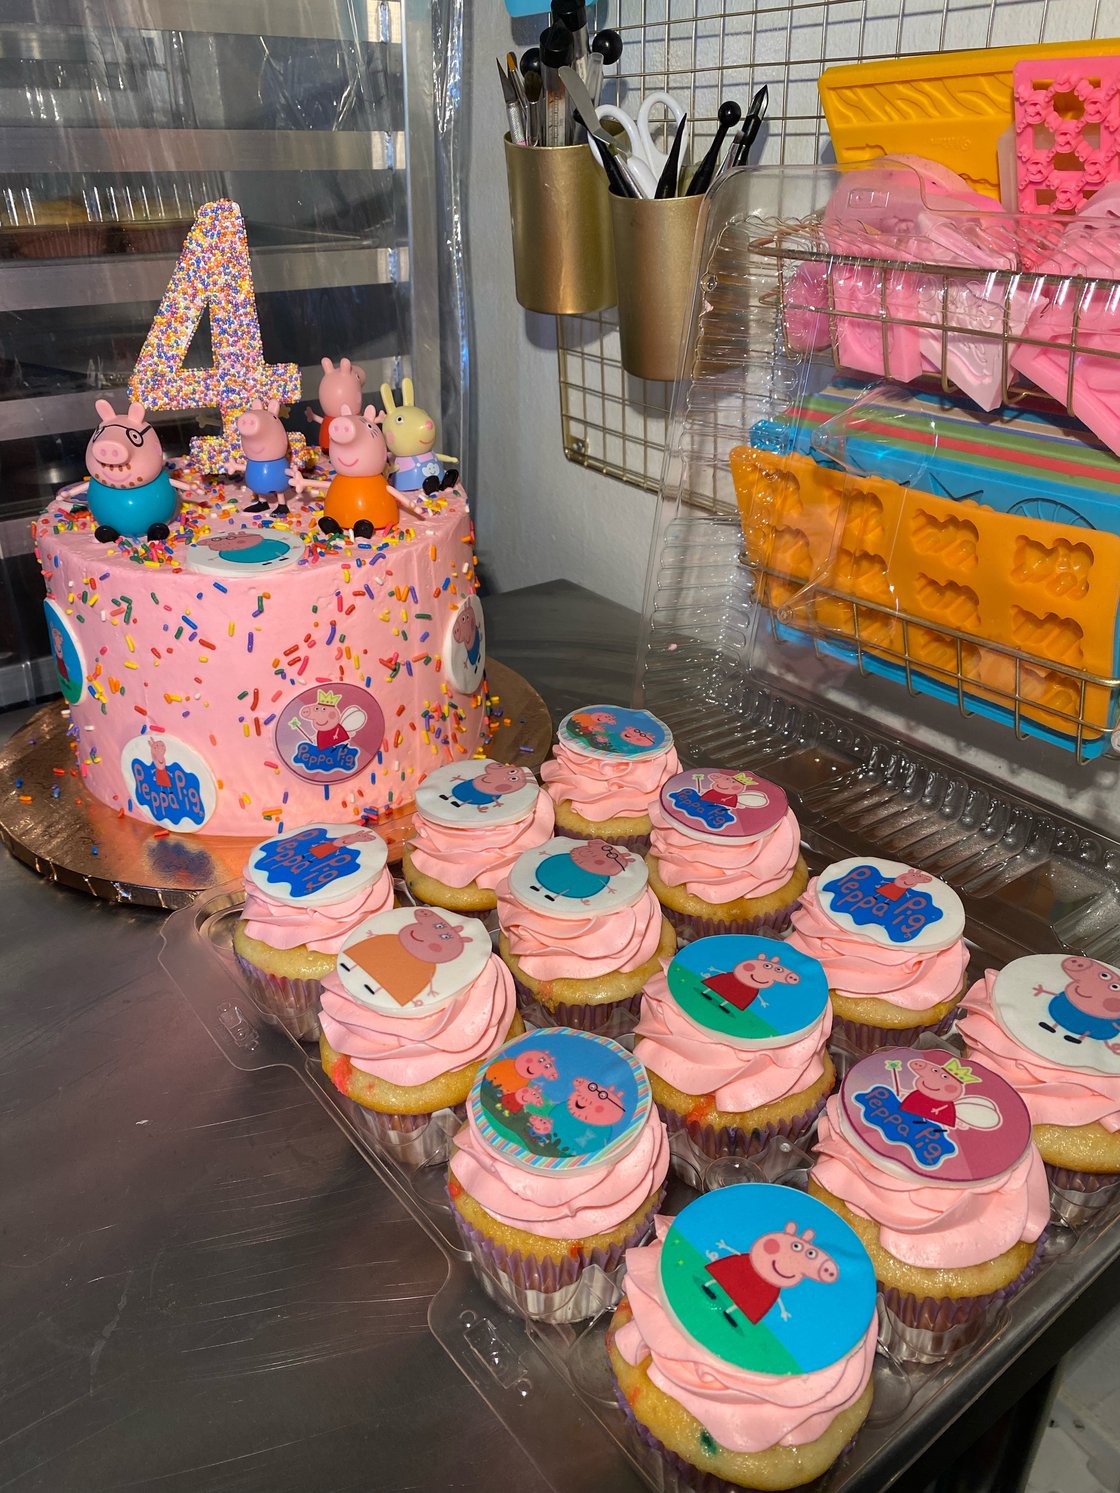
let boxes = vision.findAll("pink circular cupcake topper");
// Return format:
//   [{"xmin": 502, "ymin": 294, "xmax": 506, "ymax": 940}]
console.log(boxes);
[
  {"xmin": 659, "ymin": 768, "xmax": 788, "ymax": 844},
  {"xmin": 507, "ymin": 836, "xmax": 648, "ymax": 919},
  {"xmin": 816, "ymin": 857, "xmax": 964, "ymax": 953},
  {"xmin": 991, "ymin": 954, "xmax": 1120, "ymax": 1077},
  {"xmin": 415, "ymin": 758, "xmax": 540, "ymax": 830},
  {"xmin": 336, "ymin": 906, "xmax": 491, "ymax": 1019}
]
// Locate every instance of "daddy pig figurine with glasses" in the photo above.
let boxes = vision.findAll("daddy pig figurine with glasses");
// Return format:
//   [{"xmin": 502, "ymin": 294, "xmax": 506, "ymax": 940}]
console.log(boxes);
[
  {"xmin": 380, "ymin": 378, "xmax": 459, "ymax": 496},
  {"xmin": 306, "ymin": 356, "xmax": 365, "ymax": 457},
  {"xmin": 58, "ymin": 398, "xmax": 195, "ymax": 544}
]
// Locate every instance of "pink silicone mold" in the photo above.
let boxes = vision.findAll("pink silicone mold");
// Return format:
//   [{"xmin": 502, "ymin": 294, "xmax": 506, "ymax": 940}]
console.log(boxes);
[{"xmin": 1014, "ymin": 58, "xmax": 1120, "ymax": 216}]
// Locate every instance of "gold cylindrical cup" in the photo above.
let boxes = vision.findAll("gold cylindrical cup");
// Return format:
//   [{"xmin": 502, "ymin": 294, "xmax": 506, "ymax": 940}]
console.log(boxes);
[
  {"xmin": 504, "ymin": 137, "xmax": 617, "ymax": 315},
  {"xmin": 610, "ymin": 194, "xmax": 704, "ymax": 381}
]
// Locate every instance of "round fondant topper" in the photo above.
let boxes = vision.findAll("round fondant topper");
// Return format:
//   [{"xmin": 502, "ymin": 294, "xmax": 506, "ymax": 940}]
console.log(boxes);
[
  {"xmin": 659, "ymin": 1186, "xmax": 875, "ymax": 1377},
  {"xmin": 839, "ymin": 1046, "xmax": 1031, "ymax": 1186},
  {"xmin": 666, "ymin": 936, "xmax": 828, "ymax": 1048},
  {"xmin": 43, "ymin": 598, "xmax": 85, "ymax": 706},
  {"xmin": 991, "ymin": 954, "xmax": 1120, "ymax": 1076},
  {"xmin": 659, "ymin": 768, "xmax": 788, "ymax": 844},
  {"xmin": 182, "ymin": 528, "xmax": 303, "ymax": 576},
  {"xmin": 469, "ymin": 1028, "xmax": 651, "ymax": 1173},
  {"xmin": 246, "ymin": 822, "xmax": 388, "ymax": 907},
  {"xmin": 816, "ymin": 857, "xmax": 965, "ymax": 952},
  {"xmin": 445, "ymin": 594, "xmax": 486, "ymax": 695},
  {"xmin": 336, "ymin": 906, "xmax": 491, "ymax": 1018},
  {"xmin": 273, "ymin": 682, "xmax": 386, "ymax": 785},
  {"xmin": 121, "ymin": 732, "xmax": 217, "ymax": 833},
  {"xmin": 557, "ymin": 704, "xmax": 672, "ymax": 762},
  {"xmin": 416, "ymin": 758, "xmax": 540, "ymax": 829},
  {"xmin": 507, "ymin": 836, "xmax": 648, "ymax": 918}
]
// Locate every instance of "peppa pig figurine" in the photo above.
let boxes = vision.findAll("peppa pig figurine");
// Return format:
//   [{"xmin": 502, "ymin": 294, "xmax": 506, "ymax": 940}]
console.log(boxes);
[
  {"xmin": 229, "ymin": 400, "xmax": 292, "ymax": 516},
  {"xmin": 306, "ymin": 357, "xmax": 365, "ymax": 457},
  {"xmin": 380, "ymin": 379, "xmax": 459, "ymax": 495},
  {"xmin": 288, "ymin": 404, "xmax": 404, "ymax": 537},
  {"xmin": 59, "ymin": 398, "xmax": 193, "ymax": 544}
]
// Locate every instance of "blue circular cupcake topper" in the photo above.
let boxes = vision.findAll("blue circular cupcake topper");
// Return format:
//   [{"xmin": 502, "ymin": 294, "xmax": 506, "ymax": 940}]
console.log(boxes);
[
  {"xmin": 557, "ymin": 704, "xmax": 672, "ymax": 761},
  {"xmin": 183, "ymin": 527, "xmax": 303, "ymax": 575},
  {"xmin": 507, "ymin": 836, "xmax": 648, "ymax": 919},
  {"xmin": 120, "ymin": 732, "xmax": 217, "ymax": 832},
  {"xmin": 415, "ymin": 759, "xmax": 540, "ymax": 830},
  {"xmin": 666, "ymin": 937, "xmax": 828, "ymax": 1048},
  {"xmin": 246, "ymin": 822, "xmax": 388, "ymax": 908},
  {"xmin": 336, "ymin": 907, "xmax": 491, "ymax": 1018},
  {"xmin": 816, "ymin": 857, "xmax": 964, "ymax": 952}
]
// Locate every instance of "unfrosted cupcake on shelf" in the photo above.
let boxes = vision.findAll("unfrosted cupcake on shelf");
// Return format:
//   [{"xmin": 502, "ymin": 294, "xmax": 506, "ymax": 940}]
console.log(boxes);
[
  {"xmin": 233, "ymin": 822, "xmax": 395, "ymax": 1039},
  {"xmin": 607, "ymin": 1185, "xmax": 877, "ymax": 1492},
  {"xmin": 787, "ymin": 857, "xmax": 969, "ymax": 1053},
  {"xmin": 540, "ymin": 704, "xmax": 679, "ymax": 852},
  {"xmin": 636, "ymin": 935, "xmax": 836, "ymax": 1182},
  {"xmin": 449, "ymin": 1026, "xmax": 669, "ymax": 1322},
  {"xmin": 958, "ymin": 953, "xmax": 1120, "ymax": 1225},
  {"xmin": 319, "ymin": 905, "xmax": 522, "ymax": 1165},
  {"xmin": 497, "ymin": 835, "xmax": 675, "ymax": 1034},
  {"xmin": 646, "ymin": 767, "xmax": 808, "ymax": 942},
  {"xmin": 403, "ymin": 758, "xmax": 555, "ymax": 913},
  {"xmin": 809, "ymin": 1046, "xmax": 1049, "ymax": 1362}
]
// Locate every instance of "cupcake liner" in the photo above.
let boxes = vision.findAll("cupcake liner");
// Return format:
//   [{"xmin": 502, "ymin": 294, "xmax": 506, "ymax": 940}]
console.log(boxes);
[
  {"xmin": 660, "ymin": 1091, "xmax": 829, "ymax": 1189},
  {"xmin": 233, "ymin": 952, "xmax": 322, "ymax": 1042},
  {"xmin": 829, "ymin": 1008, "xmax": 956, "ymax": 1058},
  {"xmin": 514, "ymin": 976, "xmax": 643, "ymax": 1036},
  {"xmin": 347, "ymin": 1099, "xmax": 465, "ymax": 1167},
  {"xmin": 662, "ymin": 901, "xmax": 797, "ymax": 946},
  {"xmin": 1045, "ymin": 1162, "xmax": 1120, "ymax": 1228}
]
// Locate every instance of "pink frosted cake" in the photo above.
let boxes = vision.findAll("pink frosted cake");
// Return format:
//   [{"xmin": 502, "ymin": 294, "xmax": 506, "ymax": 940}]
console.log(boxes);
[{"xmin": 540, "ymin": 704, "xmax": 679, "ymax": 851}]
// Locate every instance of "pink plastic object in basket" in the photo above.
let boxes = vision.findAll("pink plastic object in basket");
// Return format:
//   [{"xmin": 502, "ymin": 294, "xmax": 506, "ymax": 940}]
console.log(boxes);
[{"xmin": 1013, "ymin": 58, "xmax": 1120, "ymax": 216}]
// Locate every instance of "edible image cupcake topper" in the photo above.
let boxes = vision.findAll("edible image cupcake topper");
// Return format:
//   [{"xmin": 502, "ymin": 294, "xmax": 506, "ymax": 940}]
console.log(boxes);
[
  {"xmin": 839, "ymin": 1047, "xmax": 1031, "ymax": 1186},
  {"xmin": 659, "ymin": 1186, "xmax": 875, "ymax": 1377},
  {"xmin": 43, "ymin": 598, "xmax": 85, "ymax": 706},
  {"xmin": 991, "ymin": 954, "xmax": 1120, "ymax": 1077},
  {"xmin": 416, "ymin": 759, "xmax": 539, "ymax": 830},
  {"xmin": 182, "ymin": 528, "xmax": 303, "ymax": 575},
  {"xmin": 659, "ymin": 769, "xmax": 788, "ymax": 844},
  {"xmin": 469, "ymin": 1028, "xmax": 651, "ymax": 1173},
  {"xmin": 246, "ymin": 822, "xmax": 388, "ymax": 908},
  {"xmin": 666, "ymin": 936, "xmax": 828, "ymax": 1048},
  {"xmin": 274, "ymin": 682, "xmax": 386, "ymax": 785},
  {"xmin": 557, "ymin": 705, "xmax": 672, "ymax": 762},
  {"xmin": 121, "ymin": 733, "xmax": 217, "ymax": 832},
  {"xmin": 446, "ymin": 594, "xmax": 486, "ymax": 695},
  {"xmin": 507, "ymin": 836, "xmax": 648, "ymax": 919},
  {"xmin": 336, "ymin": 906, "xmax": 491, "ymax": 1018},
  {"xmin": 816, "ymin": 857, "xmax": 965, "ymax": 952}
]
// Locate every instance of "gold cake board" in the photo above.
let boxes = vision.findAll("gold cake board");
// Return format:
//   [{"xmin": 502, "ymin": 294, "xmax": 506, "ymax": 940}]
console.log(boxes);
[{"xmin": 0, "ymin": 659, "xmax": 551, "ymax": 910}]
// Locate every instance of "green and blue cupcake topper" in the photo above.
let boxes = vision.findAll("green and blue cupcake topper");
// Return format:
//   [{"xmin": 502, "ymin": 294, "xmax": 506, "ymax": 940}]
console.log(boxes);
[
  {"xmin": 558, "ymin": 704, "xmax": 672, "ymax": 761},
  {"xmin": 666, "ymin": 936, "xmax": 828, "ymax": 1048}
]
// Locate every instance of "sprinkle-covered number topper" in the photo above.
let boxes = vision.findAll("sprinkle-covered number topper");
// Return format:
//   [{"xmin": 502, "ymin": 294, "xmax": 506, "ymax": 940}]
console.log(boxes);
[
  {"xmin": 336, "ymin": 907, "xmax": 491, "ymax": 1019},
  {"xmin": 992, "ymin": 954, "xmax": 1120, "ymax": 1076},
  {"xmin": 816, "ymin": 857, "xmax": 965, "ymax": 952},
  {"xmin": 415, "ymin": 759, "xmax": 540, "ymax": 830},
  {"xmin": 666, "ymin": 936, "xmax": 828, "ymax": 1048},
  {"xmin": 507, "ymin": 836, "xmax": 648, "ymax": 917},
  {"xmin": 839, "ymin": 1046, "xmax": 1031, "ymax": 1186},
  {"xmin": 659, "ymin": 1186, "xmax": 875, "ymax": 1377},
  {"xmin": 659, "ymin": 768, "xmax": 788, "ymax": 844},
  {"xmin": 557, "ymin": 704, "xmax": 672, "ymax": 761},
  {"xmin": 246, "ymin": 823, "xmax": 388, "ymax": 908},
  {"xmin": 469, "ymin": 1028, "xmax": 651, "ymax": 1173}
]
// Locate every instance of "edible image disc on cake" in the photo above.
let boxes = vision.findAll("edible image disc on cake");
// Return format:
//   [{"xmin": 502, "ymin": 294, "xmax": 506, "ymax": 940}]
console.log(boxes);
[
  {"xmin": 659, "ymin": 769, "xmax": 787, "ymax": 844},
  {"xmin": 445, "ymin": 594, "xmax": 485, "ymax": 694},
  {"xmin": 121, "ymin": 733, "xmax": 217, "ymax": 832},
  {"xmin": 557, "ymin": 704, "xmax": 672, "ymax": 761},
  {"xmin": 247, "ymin": 822, "xmax": 388, "ymax": 907},
  {"xmin": 666, "ymin": 936, "xmax": 828, "ymax": 1048},
  {"xmin": 182, "ymin": 528, "xmax": 303, "ymax": 576},
  {"xmin": 992, "ymin": 954, "xmax": 1120, "ymax": 1076},
  {"xmin": 659, "ymin": 1186, "xmax": 875, "ymax": 1376},
  {"xmin": 336, "ymin": 906, "xmax": 490, "ymax": 1018},
  {"xmin": 507, "ymin": 836, "xmax": 648, "ymax": 918},
  {"xmin": 416, "ymin": 759, "xmax": 539, "ymax": 829},
  {"xmin": 274, "ymin": 683, "xmax": 386, "ymax": 785},
  {"xmin": 469, "ymin": 1028, "xmax": 651, "ymax": 1173},
  {"xmin": 839, "ymin": 1047, "xmax": 1031, "ymax": 1186},
  {"xmin": 43, "ymin": 598, "xmax": 85, "ymax": 705},
  {"xmin": 816, "ymin": 857, "xmax": 965, "ymax": 952}
]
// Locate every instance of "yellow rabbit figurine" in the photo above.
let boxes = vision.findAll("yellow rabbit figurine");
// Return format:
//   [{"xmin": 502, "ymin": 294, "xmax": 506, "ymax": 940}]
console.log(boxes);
[{"xmin": 380, "ymin": 378, "xmax": 459, "ymax": 496}]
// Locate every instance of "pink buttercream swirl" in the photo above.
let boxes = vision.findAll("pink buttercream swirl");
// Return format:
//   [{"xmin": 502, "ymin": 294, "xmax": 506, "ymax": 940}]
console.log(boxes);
[
  {"xmin": 959, "ymin": 971, "xmax": 1120, "ymax": 1134},
  {"xmin": 635, "ymin": 967, "xmax": 833, "ymax": 1110},
  {"xmin": 318, "ymin": 955, "xmax": 515, "ymax": 1087},
  {"xmin": 450, "ymin": 1102, "xmax": 669, "ymax": 1238},
  {"xmin": 613, "ymin": 1217, "xmax": 877, "ymax": 1454},
  {"xmin": 647, "ymin": 796, "xmax": 801, "ymax": 901},
  {"xmin": 408, "ymin": 789, "xmax": 555, "ymax": 890},
  {"xmin": 240, "ymin": 870, "xmax": 394, "ymax": 956},
  {"xmin": 811, "ymin": 1098, "xmax": 1049, "ymax": 1269},
  {"xmin": 786, "ymin": 879, "xmax": 968, "ymax": 1012},
  {"xmin": 497, "ymin": 883, "xmax": 665, "ymax": 980},
  {"xmin": 541, "ymin": 740, "xmax": 680, "ymax": 820}
]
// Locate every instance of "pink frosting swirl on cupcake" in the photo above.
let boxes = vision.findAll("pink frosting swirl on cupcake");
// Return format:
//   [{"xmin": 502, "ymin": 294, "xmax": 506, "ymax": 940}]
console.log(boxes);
[
  {"xmin": 612, "ymin": 1217, "xmax": 877, "ymax": 1454},
  {"xmin": 319, "ymin": 954, "xmax": 515, "ymax": 1086},
  {"xmin": 240, "ymin": 869, "xmax": 394, "ymax": 956},
  {"xmin": 959, "ymin": 970, "xmax": 1120, "ymax": 1133},
  {"xmin": 498, "ymin": 883, "xmax": 665, "ymax": 980},
  {"xmin": 812, "ymin": 1097, "xmax": 1049, "ymax": 1269},
  {"xmin": 786, "ymin": 878, "xmax": 967, "ymax": 1012},
  {"xmin": 541, "ymin": 740, "xmax": 680, "ymax": 820},
  {"xmin": 647, "ymin": 795, "xmax": 801, "ymax": 901},
  {"xmin": 635, "ymin": 967, "xmax": 833, "ymax": 1110},
  {"xmin": 409, "ymin": 789, "xmax": 555, "ymax": 890},
  {"xmin": 450, "ymin": 1102, "xmax": 669, "ymax": 1238}
]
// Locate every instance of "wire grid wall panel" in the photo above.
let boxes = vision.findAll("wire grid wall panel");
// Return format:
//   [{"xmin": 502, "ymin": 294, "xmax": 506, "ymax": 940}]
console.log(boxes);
[{"xmin": 559, "ymin": 0, "xmax": 1120, "ymax": 497}]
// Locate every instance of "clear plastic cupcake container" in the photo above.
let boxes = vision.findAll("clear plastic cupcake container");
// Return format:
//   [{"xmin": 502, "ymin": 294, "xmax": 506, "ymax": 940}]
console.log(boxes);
[
  {"xmin": 660, "ymin": 1091, "xmax": 829, "ymax": 1191},
  {"xmin": 232, "ymin": 952, "xmax": 322, "ymax": 1042},
  {"xmin": 661, "ymin": 901, "xmax": 798, "ymax": 946},
  {"xmin": 346, "ymin": 1099, "xmax": 465, "ymax": 1167},
  {"xmin": 513, "ymin": 977, "xmax": 643, "ymax": 1037},
  {"xmin": 1046, "ymin": 1163, "xmax": 1120, "ymax": 1229}
]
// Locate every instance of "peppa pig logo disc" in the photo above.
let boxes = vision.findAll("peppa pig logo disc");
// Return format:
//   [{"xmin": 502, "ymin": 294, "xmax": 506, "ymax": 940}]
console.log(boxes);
[
  {"xmin": 660, "ymin": 768, "xmax": 788, "ymax": 844},
  {"xmin": 120, "ymin": 732, "xmax": 217, "ymax": 833},
  {"xmin": 445, "ymin": 594, "xmax": 486, "ymax": 695},
  {"xmin": 507, "ymin": 836, "xmax": 648, "ymax": 919},
  {"xmin": 183, "ymin": 527, "xmax": 303, "ymax": 576},
  {"xmin": 416, "ymin": 758, "xmax": 541, "ymax": 829},
  {"xmin": 659, "ymin": 1186, "xmax": 875, "ymax": 1376},
  {"xmin": 43, "ymin": 598, "xmax": 85, "ymax": 706},
  {"xmin": 666, "ymin": 936, "xmax": 828, "ymax": 1048},
  {"xmin": 246, "ymin": 822, "xmax": 388, "ymax": 908},
  {"xmin": 336, "ymin": 907, "xmax": 491, "ymax": 1018},
  {"xmin": 991, "ymin": 954, "xmax": 1120, "ymax": 1077},
  {"xmin": 469, "ymin": 1028, "xmax": 651, "ymax": 1173},
  {"xmin": 817, "ymin": 857, "xmax": 964, "ymax": 952},
  {"xmin": 274, "ymin": 683, "xmax": 385, "ymax": 784},
  {"xmin": 839, "ymin": 1047, "xmax": 1031, "ymax": 1185},
  {"xmin": 557, "ymin": 705, "xmax": 672, "ymax": 761}
]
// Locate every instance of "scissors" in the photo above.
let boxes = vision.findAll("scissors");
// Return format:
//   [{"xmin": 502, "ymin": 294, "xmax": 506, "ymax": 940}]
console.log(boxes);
[{"xmin": 592, "ymin": 91, "xmax": 689, "ymax": 199}]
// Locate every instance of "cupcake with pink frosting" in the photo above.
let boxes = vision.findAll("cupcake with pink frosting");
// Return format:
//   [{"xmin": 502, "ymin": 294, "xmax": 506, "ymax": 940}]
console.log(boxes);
[
  {"xmin": 646, "ymin": 768, "xmax": 807, "ymax": 945},
  {"xmin": 497, "ymin": 835, "xmax": 676, "ymax": 1035},
  {"xmin": 319, "ymin": 905, "xmax": 522, "ymax": 1165},
  {"xmin": 809, "ymin": 1046, "xmax": 1049, "ymax": 1362},
  {"xmin": 787, "ymin": 857, "xmax": 970, "ymax": 1054},
  {"xmin": 233, "ymin": 822, "xmax": 395, "ymax": 1039},
  {"xmin": 540, "ymin": 704, "xmax": 679, "ymax": 852},
  {"xmin": 449, "ymin": 1027, "xmax": 669, "ymax": 1322},
  {"xmin": 607, "ymin": 1185, "xmax": 877, "ymax": 1492},
  {"xmin": 958, "ymin": 954, "xmax": 1120, "ymax": 1225}
]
